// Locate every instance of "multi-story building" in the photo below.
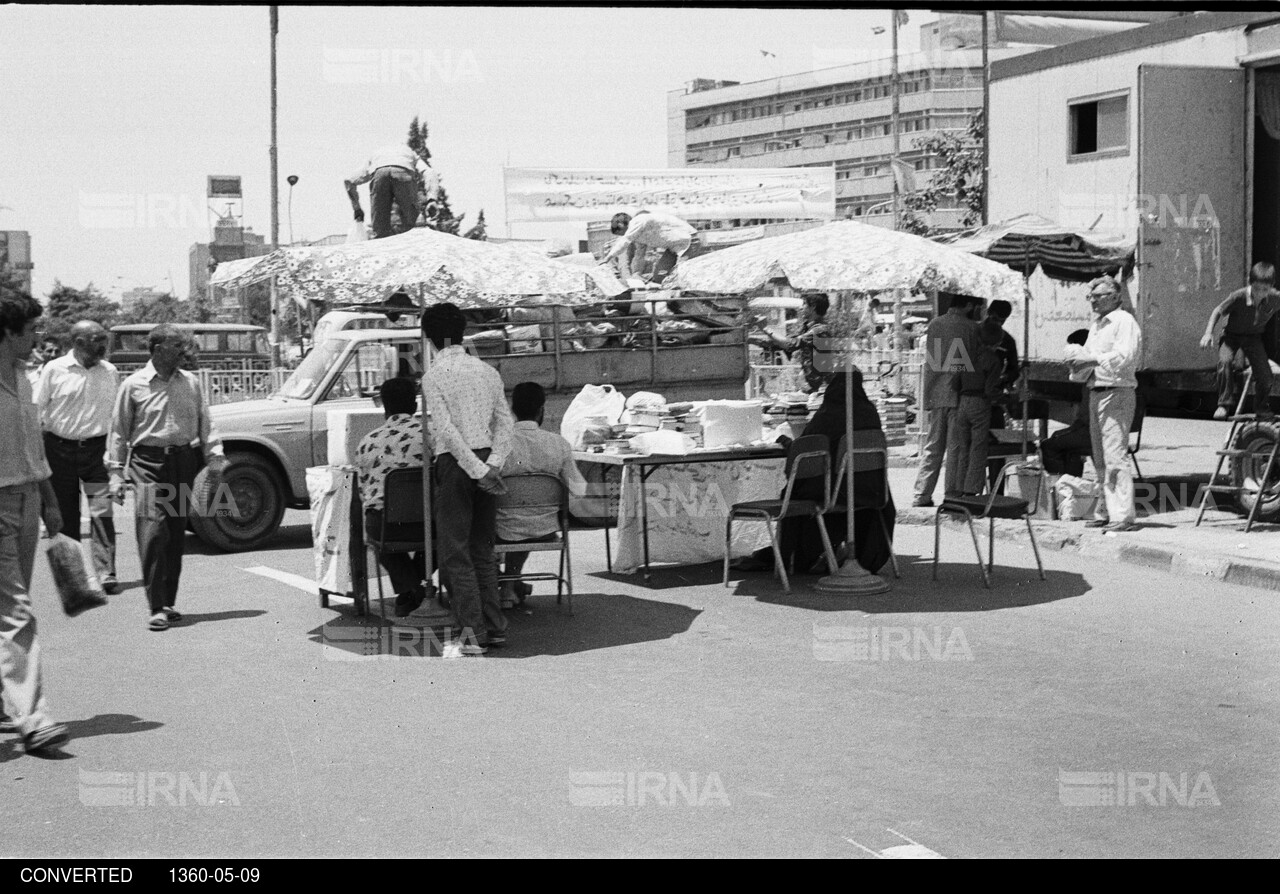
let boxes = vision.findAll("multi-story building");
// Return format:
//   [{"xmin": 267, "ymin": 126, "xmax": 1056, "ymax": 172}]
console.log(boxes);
[
  {"xmin": 0, "ymin": 230, "xmax": 33, "ymax": 293},
  {"xmin": 668, "ymin": 41, "xmax": 1029, "ymax": 230},
  {"xmin": 189, "ymin": 219, "xmax": 269, "ymax": 319},
  {"xmin": 119, "ymin": 287, "xmax": 169, "ymax": 316}
]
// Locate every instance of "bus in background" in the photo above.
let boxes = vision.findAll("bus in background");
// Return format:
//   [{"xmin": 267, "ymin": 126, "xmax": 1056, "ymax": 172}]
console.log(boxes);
[{"xmin": 109, "ymin": 323, "xmax": 271, "ymax": 372}]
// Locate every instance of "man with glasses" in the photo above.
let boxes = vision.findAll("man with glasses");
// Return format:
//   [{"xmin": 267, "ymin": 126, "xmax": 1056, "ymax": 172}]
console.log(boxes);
[{"xmin": 1066, "ymin": 277, "xmax": 1142, "ymax": 533}]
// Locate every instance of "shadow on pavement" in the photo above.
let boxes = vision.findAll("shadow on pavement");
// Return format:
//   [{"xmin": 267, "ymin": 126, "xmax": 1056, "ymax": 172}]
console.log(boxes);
[
  {"xmin": 307, "ymin": 592, "xmax": 701, "ymax": 660},
  {"xmin": 183, "ymin": 523, "xmax": 313, "ymax": 557},
  {"xmin": 175, "ymin": 609, "xmax": 268, "ymax": 626},
  {"xmin": 587, "ymin": 561, "xmax": 728, "ymax": 591},
  {"xmin": 0, "ymin": 713, "xmax": 166, "ymax": 762},
  {"xmin": 728, "ymin": 554, "xmax": 1089, "ymax": 614}
]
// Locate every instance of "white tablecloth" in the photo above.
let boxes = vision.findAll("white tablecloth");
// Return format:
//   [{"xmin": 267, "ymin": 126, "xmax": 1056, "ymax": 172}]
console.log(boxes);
[{"xmin": 613, "ymin": 458, "xmax": 786, "ymax": 574}]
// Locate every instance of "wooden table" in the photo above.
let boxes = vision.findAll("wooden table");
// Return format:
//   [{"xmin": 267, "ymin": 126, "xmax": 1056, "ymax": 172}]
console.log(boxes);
[{"xmin": 574, "ymin": 444, "xmax": 786, "ymax": 585}]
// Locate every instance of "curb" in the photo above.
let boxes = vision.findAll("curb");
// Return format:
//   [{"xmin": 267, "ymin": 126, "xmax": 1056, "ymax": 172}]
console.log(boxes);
[{"xmin": 898, "ymin": 508, "xmax": 1280, "ymax": 594}]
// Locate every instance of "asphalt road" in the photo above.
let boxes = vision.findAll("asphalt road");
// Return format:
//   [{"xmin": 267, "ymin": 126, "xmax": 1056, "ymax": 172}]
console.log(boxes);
[{"xmin": 3, "ymin": 501, "xmax": 1277, "ymax": 859}]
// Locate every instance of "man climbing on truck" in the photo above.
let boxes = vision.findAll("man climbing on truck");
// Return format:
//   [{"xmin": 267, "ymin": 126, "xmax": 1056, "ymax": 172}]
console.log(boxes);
[{"xmin": 1201, "ymin": 261, "xmax": 1279, "ymax": 421}]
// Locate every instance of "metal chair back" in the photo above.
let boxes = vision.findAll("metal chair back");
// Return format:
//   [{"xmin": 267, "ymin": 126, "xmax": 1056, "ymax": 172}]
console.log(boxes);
[
  {"xmin": 381, "ymin": 466, "xmax": 425, "ymax": 527},
  {"xmin": 832, "ymin": 431, "xmax": 889, "ymax": 511},
  {"xmin": 779, "ymin": 435, "xmax": 831, "ymax": 517}
]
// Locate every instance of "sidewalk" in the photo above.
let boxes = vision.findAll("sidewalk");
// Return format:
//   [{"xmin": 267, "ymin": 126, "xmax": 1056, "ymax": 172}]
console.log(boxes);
[{"xmin": 886, "ymin": 416, "xmax": 1280, "ymax": 594}]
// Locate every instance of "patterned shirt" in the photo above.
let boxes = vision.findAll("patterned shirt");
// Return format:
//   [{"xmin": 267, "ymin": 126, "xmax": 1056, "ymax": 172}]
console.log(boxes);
[
  {"xmin": 0, "ymin": 360, "xmax": 52, "ymax": 489},
  {"xmin": 355, "ymin": 414, "xmax": 425, "ymax": 511},
  {"xmin": 106, "ymin": 361, "xmax": 224, "ymax": 473},
  {"xmin": 497, "ymin": 421, "xmax": 588, "ymax": 541},
  {"xmin": 34, "ymin": 351, "xmax": 118, "ymax": 439},
  {"xmin": 423, "ymin": 346, "xmax": 514, "ymax": 480}
]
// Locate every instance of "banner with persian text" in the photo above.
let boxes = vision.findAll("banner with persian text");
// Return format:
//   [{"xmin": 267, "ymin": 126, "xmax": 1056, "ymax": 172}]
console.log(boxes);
[{"xmin": 503, "ymin": 167, "xmax": 836, "ymax": 222}]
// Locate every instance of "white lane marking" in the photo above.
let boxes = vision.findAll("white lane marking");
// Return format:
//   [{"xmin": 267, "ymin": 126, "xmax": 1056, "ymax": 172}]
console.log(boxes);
[
  {"xmin": 845, "ymin": 828, "xmax": 945, "ymax": 859},
  {"xmin": 242, "ymin": 565, "xmax": 321, "ymax": 596}
]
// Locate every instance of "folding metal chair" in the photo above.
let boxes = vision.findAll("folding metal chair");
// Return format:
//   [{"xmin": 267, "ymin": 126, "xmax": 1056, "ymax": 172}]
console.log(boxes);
[
  {"xmin": 932, "ymin": 462, "xmax": 1045, "ymax": 589},
  {"xmin": 722, "ymin": 434, "xmax": 838, "ymax": 594},
  {"xmin": 494, "ymin": 473, "xmax": 574, "ymax": 615},
  {"xmin": 364, "ymin": 466, "xmax": 427, "ymax": 639},
  {"xmin": 831, "ymin": 433, "xmax": 900, "ymax": 578}
]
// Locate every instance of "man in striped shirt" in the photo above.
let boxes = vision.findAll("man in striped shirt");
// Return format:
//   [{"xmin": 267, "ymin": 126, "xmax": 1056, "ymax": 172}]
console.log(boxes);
[{"xmin": 421, "ymin": 303, "xmax": 514, "ymax": 656}]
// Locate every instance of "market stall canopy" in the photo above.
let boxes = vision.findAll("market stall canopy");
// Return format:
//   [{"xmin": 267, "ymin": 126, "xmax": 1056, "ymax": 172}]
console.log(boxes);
[
  {"xmin": 936, "ymin": 213, "xmax": 1135, "ymax": 282},
  {"xmin": 208, "ymin": 226, "xmax": 605, "ymax": 306},
  {"xmin": 668, "ymin": 220, "xmax": 1024, "ymax": 302}
]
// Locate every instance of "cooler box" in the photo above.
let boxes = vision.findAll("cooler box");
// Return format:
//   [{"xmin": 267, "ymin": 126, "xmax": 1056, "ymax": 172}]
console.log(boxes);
[
  {"xmin": 327, "ymin": 408, "xmax": 386, "ymax": 466},
  {"xmin": 693, "ymin": 400, "xmax": 764, "ymax": 449}
]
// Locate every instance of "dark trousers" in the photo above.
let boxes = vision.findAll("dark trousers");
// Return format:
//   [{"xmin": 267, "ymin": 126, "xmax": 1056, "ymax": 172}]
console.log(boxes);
[
  {"xmin": 1040, "ymin": 425, "xmax": 1091, "ymax": 478},
  {"xmin": 42, "ymin": 433, "xmax": 116, "ymax": 581},
  {"xmin": 370, "ymin": 166, "xmax": 419, "ymax": 239},
  {"xmin": 363, "ymin": 509, "xmax": 426, "ymax": 596},
  {"xmin": 435, "ymin": 451, "xmax": 505, "ymax": 641},
  {"xmin": 1217, "ymin": 333, "xmax": 1274, "ymax": 412},
  {"xmin": 130, "ymin": 446, "xmax": 200, "ymax": 613}
]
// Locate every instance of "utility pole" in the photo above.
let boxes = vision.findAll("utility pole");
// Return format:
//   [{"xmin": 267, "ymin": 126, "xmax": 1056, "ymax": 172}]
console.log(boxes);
[
  {"xmin": 269, "ymin": 5, "xmax": 281, "ymax": 366},
  {"xmin": 890, "ymin": 9, "xmax": 901, "ymax": 232}
]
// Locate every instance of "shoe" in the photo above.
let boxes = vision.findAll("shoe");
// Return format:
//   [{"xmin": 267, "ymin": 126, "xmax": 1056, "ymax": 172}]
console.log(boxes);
[
  {"xmin": 1214, "ymin": 406, "xmax": 1230, "ymax": 420},
  {"xmin": 514, "ymin": 582, "xmax": 533, "ymax": 598},
  {"xmin": 162, "ymin": 606, "xmax": 182, "ymax": 622},
  {"xmin": 148, "ymin": 612, "xmax": 170, "ymax": 631},
  {"xmin": 486, "ymin": 631, "xmax": 507, "ymax": 646},
  {"xmin": 0, "ymin": 713, "xmax": 16, "ymax": 734},
  {"xmin": 1102, "ymin": 520, "xmax": 1138, "ymax": 533},
  {"xmin": 102, "ymin": 578, "xmax": 120, "ymax": 595},
  {"xmin": 394, "ymin": 589, "xmax": 425, "ymax": 618},
  {"xmin": 1084, "ymin": 519, "xmax": 1110, "ymax": 528},
  {"xmin": 23, "ymin": 723, "xmax": 69, "ymax": 754},
  {"xmin": 911, "ymin": 496, "xmax": 934, "ymax": 507},
  {"xmin": 460, "ymin": 642, "xmax": 488, "ymax": 657}
]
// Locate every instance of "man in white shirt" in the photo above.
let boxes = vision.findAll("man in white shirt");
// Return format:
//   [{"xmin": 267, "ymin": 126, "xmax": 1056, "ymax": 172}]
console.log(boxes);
[
  {"xmin": 1066, "ymin": 276, "xmax": 1143, "ymax": 532},
  {"xmin": 421, "ymin": 303, "xmax": 514, "ymax": 655},
  {"xmin": 344, "ymin": 143, "xmax": 438, "ymax": 240},
  {"xmin": 34, "ymin": 321, "xmax": 119, "ymax": 593},
  {"xmin": 603, "ymin": 210, "xmax": 698, "ymax": 287},
  {"xmin": 496, "ymin": 382, "xmax": 587, "ymax": 608}
]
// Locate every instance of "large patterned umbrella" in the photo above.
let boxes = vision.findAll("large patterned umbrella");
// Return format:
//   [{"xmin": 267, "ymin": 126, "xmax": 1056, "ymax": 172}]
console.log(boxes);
[
  {"xmin": 669, "ymin": 219, "xmax": 1025, "ymax": 302},
  {"xmin": 209, "ymin": 226, "xmax": 604, "ymax": 306},
  {"xmin": 936, "ymin": 213, "xmax": 1134, "ymax": 282}
]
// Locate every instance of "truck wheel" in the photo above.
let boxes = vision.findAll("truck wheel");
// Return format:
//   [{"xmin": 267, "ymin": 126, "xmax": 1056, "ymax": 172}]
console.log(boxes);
[
  {"xmin": 1229, "ymin": 420, "xmax": 1280, "ymax": 523},
  {"xmin": 190, "ymin": 453, "xmax": 286, "ymax": 552}
]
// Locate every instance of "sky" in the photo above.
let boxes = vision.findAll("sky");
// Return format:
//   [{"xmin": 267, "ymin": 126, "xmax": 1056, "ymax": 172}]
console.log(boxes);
[{"xmin": 0, "ymin": 5, "xmax": 931, "ymax": 301}]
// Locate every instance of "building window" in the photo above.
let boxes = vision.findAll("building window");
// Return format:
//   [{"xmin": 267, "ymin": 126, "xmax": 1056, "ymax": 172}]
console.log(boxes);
[
  {"xmin": 1069, "ymin": 92, "xmax": 1128, "ymax": 157},
  {"xmin": 726, "ymin": 147, "xmax": 740, "ymax": 158}
]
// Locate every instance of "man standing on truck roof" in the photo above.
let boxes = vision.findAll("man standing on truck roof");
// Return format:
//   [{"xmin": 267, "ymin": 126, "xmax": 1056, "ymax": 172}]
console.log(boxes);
[
  {"xmin": 1066, "ymin": 276, "xmax": 1142, "ymax": 533},
  {"xmin": 602, "ymin": 210, "xmax": 698, "ymax": 288},
  {"xmin": 1201, "ymin": 261, "xmax": 1278, "ymax": 421},
  {"xmin": 344, "ymin": 143, "xmax": 438, "ymax": 240}
]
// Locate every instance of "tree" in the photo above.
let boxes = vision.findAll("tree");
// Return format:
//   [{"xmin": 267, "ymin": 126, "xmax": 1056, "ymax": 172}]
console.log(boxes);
[
  {"xmin": 899, "ymin": 111, "xmax": 985, "ymax": 237},
  {"xmin": 406, "ymin": 115, "xmax": 466, "ymax": 235},
  {"xmin": 43, "ymin": 281, "xmax": 120, "ymax": 342},
  {"xmin": 464, "ymin": 209, "xmax": 487, "ymax": 241}
]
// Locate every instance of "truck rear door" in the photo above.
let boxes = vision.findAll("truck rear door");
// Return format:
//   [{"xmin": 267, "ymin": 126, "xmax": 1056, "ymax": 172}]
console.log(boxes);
[{"xmin": 1137, "ymin": 64, "xmax": 1246, "ymax": 371}]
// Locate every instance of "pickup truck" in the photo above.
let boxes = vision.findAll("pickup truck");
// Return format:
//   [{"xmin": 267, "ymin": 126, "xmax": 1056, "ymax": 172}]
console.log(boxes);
[{"xmin": 192, "ymin": 309, "xmax": 751, "ymax": 551}]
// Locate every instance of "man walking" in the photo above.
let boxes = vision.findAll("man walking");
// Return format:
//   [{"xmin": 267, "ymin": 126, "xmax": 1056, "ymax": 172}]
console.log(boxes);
[
  {"xmin": 421, "ymin": 303, "xmax": 513, "ymax": 655},
  {"xmin": 344, "ymin": 143, "xmax": 437, "ymax": 240},
  {"xmin": 0, "ymin": 289, "xmax": 70, "ymax": 753},
  {"xmin": 34, "ymin": 320, "xmax": 120, "ymax": 593},
  {"xmin": 107, "ymin": 325, "xmax": 226, "ymax": 630},
  {"xmin": 913, "ymin": 294, "xmax": 983, "ymax": 506},
  {"xmin": 1201, "ymin": 261, "xmax": 1278, "ymax": 420},
  {"xmin": 1067, "ymin": 277, "xmax": 1142, "ymax": 532}
]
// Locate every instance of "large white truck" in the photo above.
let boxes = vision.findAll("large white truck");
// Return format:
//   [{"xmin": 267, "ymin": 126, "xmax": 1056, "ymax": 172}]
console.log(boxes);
[{"xmin": 987, "ymin": 10, "xmax": 1280, "ymax": 517}]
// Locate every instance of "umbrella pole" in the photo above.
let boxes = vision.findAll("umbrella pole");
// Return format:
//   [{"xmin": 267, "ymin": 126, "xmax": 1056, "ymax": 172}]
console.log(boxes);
[
  {"xmin": 816, "ymin": 342, "xmax": 890, "ymax": 596},
  {"xmin": 1020, "ymin": 250, "xmax": 1032, "ymax": 459}
]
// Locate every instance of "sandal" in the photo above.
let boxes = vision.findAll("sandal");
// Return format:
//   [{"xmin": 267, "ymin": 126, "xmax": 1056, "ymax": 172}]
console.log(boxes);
[{"xmin": 148, "ymin": 612, "xmax": 170, "ymax": 631}]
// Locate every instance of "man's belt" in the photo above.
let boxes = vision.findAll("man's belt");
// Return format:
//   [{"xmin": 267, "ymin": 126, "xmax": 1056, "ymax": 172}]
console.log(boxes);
[
  {"xmin": 132, "ymin": 443, "xmax": 198, "ymax": 456},
  {"xmin": 45, "ymin": 432, "xmax": 107, "ymax": 446}
]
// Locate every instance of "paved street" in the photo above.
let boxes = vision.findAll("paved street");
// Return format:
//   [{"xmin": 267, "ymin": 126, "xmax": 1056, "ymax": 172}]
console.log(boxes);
[{"xmin": 3, "ymin": 476, "xmax": 1277, "ymax": 858}]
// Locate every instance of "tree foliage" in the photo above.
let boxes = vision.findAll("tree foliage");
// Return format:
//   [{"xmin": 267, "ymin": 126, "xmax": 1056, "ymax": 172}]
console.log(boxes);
[
  {"xmin": 464, "ymin": 209, "xmax": 487, "ymax": 241},
  {"xmin": 43, "ymin": 281, "xmax": 120, "ymax": 341},
  {"xmin": 406, "ymin": 115, "xmax": 466, "ymax": 235},
  {"xmin": 899, "ymin": 112, "xmax": 985, "ymax": 237}
]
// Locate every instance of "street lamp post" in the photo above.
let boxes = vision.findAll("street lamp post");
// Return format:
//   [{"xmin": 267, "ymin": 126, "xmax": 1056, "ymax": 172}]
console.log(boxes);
[{"xmin": 268, "ymin": 5, "xmax": 281, "ymax": 367}]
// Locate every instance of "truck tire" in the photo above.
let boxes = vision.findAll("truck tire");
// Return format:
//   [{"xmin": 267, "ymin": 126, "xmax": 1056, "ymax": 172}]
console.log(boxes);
[
  {"xmin": 190, "ymin": 452, "xmax": 287, "ymax": 552},
  {"xmin": 1229, "ymin": 420, "xmax": 1280, "ymax": 523}
]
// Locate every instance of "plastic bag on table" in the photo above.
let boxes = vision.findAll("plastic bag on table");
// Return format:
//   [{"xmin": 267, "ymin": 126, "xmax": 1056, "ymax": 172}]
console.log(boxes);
[
  {"xmin": 561, "ymin": 384, "xmax": 627, "ymax": 450},
  {"xmin": 46, "ymin": 533, "xmax": 108, "ymax": 617}
]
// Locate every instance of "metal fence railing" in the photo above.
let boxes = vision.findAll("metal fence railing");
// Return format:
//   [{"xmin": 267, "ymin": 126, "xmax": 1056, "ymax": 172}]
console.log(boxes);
[{"xmin": 114, "ymin": 367, "xmax": 291, "ymax": 406}]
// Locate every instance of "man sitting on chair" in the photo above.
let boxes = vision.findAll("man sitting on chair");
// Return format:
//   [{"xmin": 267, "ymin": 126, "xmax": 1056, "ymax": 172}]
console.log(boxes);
[
  {"xmin": 496, "ymin": 382, "xmax": 587, "ymax": 609},
  {"xmin": 356, "ymin": 377, "xmax": 427, "ymax": 617}
]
